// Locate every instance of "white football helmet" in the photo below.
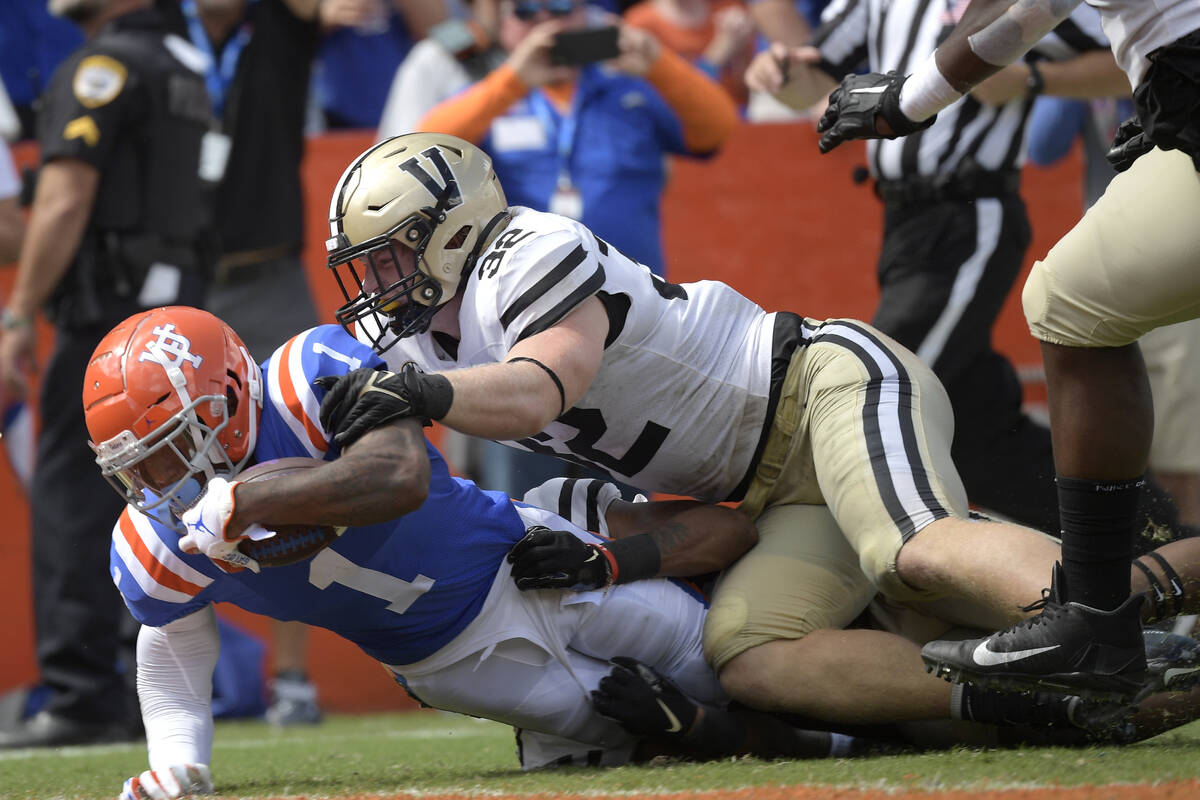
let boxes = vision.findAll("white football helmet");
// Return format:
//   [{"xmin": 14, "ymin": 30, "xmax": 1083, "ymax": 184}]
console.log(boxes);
[{"xmin": 326, "ymin": 133, "xmax": 509, "ymax": 353}]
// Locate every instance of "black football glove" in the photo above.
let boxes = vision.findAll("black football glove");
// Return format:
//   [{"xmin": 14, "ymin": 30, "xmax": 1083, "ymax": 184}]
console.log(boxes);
[
  {"xmin": 1106, "ymin": 115, "xmax": 1154, "ymax": 173},
  {"xmin": 506, "ymin": 526, "xmax": 613, "ymax": 591},
  {"xmin": 591, "ymin": 656, "xmax": 698, "ymax": 738},
  {"xmin": 816, "ymin": 71, "xmax": 936, "ymax": 154},
  {"xmin": 315, "ymin": 362, "xmax": 453, "ymax": 447}
]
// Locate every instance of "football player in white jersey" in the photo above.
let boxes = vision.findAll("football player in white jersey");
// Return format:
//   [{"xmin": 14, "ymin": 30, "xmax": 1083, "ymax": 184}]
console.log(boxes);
[
  {"xmin": 315, "ymin": 132, "xmax": 1141, "ymax": 730},
  {"xmin": 85, "ymin": 306, "xmax": 865, "ymax": 799},
  {"xmin": 814, "ymin": 0, "xmax": 1200, "ymax": 699}
]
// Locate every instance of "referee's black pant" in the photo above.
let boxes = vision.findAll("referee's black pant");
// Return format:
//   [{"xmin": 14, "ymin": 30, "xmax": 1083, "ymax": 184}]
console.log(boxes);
[{"xmin": 870, "ymin": 193, "xmax": 1062, "ymax": 533}]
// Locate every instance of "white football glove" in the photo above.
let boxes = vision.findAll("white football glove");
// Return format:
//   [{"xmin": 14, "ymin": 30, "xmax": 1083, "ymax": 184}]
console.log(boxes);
[
  {"xmin": 178, "ymin": 476, "xmax": 274, "ymax": 573},
  {"xmin": 119, "ymin": 763, "xmax": 213, "ymax": 800}
]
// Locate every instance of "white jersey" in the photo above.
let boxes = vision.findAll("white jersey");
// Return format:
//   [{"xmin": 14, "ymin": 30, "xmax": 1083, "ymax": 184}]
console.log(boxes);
[
  {"xmin": 362, "ymin": 207, "xmax": 809, "ymax": 502},
  {"xmin": 1086, "ymin": 0, "xmax": 1200, "ymax": 86}
]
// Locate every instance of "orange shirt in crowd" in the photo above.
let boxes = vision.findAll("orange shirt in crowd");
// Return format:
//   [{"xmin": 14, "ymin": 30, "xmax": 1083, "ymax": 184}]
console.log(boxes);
[{"xmin": 624, "ymin": 0, "xmax": 753, "ymax": 107}]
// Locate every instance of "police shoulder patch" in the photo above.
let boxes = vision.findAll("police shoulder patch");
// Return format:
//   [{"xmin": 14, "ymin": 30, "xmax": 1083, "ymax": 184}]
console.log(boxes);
[{"xmin": 73, "ymin": 55, "xmax": 128, "ymax": 108}]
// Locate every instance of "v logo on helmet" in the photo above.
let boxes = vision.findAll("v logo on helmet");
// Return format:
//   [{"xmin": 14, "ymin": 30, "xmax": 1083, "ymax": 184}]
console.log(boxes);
[
  {"xmin": 137, "ymin": 323, "xmax": 204, "ymax": 370},
  {"xmin": 397, "ymin": 147, "xmax": 462, "ymax": 209}
]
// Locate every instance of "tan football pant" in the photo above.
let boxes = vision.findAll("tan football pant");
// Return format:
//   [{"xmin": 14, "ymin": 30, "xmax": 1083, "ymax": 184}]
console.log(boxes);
[
  {"xmin": 1023, "ymin": 147, "xmax": 1200, "ymax": 349},
  {"xmin": 704, "ymin": 319, "xmax": 969, "ymax": 670}
]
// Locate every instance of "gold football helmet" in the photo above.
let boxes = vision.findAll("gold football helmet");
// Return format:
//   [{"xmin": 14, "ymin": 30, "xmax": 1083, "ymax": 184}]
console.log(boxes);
[{"xmin": 326, "ymin": 133, "xmax": 509, "ymax": 353}]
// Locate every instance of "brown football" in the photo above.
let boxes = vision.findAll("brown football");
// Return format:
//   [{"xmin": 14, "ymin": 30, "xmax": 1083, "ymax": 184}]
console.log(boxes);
[{"xmin": 235, "ymin": 457, "xmax": 344, "ymax": 568}]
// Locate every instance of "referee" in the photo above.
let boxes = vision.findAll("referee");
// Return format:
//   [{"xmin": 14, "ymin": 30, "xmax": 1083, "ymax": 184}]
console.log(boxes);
[{"xmin": 746, "ymin": 2, "xmax": 1134, "ymax": 534}]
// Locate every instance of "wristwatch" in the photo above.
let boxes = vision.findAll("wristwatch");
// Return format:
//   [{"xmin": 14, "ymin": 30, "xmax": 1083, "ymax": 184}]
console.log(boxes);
[{"xmin": 1026, "ymin": 60, "xmax": 1045, "ymax": 98}]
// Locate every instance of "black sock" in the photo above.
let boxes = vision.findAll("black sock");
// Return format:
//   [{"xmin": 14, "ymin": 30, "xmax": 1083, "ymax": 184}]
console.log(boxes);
[
  {"xmin": 953, "ymin": 685, "xmax": 1071, "ymax": 728},
  {"xmin": 1057, "ymin": 475, "xmax": 1141, "ymax": 610},
  {"xmin": 682, "ymin": 706, "xmax": 839, "ymax": 760}
]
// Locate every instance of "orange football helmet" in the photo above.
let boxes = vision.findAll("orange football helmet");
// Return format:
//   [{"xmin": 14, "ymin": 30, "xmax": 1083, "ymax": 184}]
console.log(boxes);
[{"xmin": 83, "ymin": 306, "xmax": 262, "ymax": 529}]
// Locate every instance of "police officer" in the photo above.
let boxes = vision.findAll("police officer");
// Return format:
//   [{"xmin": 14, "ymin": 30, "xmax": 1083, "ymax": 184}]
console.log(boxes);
[{"xmin": 0, "ymin": 0, "xmax": 217, "ymax": 748}]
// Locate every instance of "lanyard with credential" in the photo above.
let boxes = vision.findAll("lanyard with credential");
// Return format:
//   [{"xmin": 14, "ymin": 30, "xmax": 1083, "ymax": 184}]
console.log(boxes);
[
  {"xmin": 528, "ymin": 85, "xmax": 585, "ymax": 219},
  {"xmin": 181, "ymin": 0, "xmax": 253, "ymax": 120}
]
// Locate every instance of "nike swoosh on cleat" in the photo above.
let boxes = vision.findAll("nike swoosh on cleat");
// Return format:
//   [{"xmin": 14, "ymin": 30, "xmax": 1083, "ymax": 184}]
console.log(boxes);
[
  {"xmin": 656, "ymin": 699, "xmax": 683, "ymax": 734},
  {"xmin": 582, "ymin": 551, "xmax": 598, "ymax": 563},
  {"xmin": 971, "ymin": 640, "xmax": 1061, "ymax": 666}
]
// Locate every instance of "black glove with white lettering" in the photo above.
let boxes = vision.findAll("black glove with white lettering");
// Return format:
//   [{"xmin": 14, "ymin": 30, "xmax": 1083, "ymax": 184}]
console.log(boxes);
[
  {"xmin": 591, "ymin": 656, "xmax": 698, "ymax": 738},
  {"xmin": 817, "ymin": 71, "xmax": 936, "ymax": 154},
  {"xmin": 315, "ymin": 362, "xmax": 453, "ymax": 447},
  {"xmin": 506, "ymin": 526, "xmax": 613, "ymax": 591}
]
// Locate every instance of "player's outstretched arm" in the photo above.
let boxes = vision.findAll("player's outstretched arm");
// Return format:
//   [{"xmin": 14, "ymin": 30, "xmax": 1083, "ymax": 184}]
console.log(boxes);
[
  {"xmin": 606, "ymin": 499, "xmax": 759, "ymax": 579},
  {"xmin": 226, "ymin": 418, "xmax": 431, "ymax": 535},
  {"xmin": 124, "ymin": 608, "xmax": 219, "ymax": 799},
  {"xmin": 817, "ymin": 0, "xmax": 1083, "ymax": 152},
  {"xmin": 507, "ymin": 498, "xmax": 758, "ymax": 591}
]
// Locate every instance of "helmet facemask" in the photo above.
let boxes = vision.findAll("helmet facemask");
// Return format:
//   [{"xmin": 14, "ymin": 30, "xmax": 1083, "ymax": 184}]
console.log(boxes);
[
  {"xmin": 326, "ymin": 134, "xmax": 510, "ymax": 355},
  {"xmin": 330, "ymin": 182, "xmax": 461, "ymax": 353},
  {"xmin": 91, "ymin": 391, "xmax": 240, "ymax": 531}
]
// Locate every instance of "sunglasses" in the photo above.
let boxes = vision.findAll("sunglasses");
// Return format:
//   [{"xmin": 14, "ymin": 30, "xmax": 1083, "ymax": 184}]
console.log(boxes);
[{"xmin": 512, "ymin": 0, "xmax": 579, "ymax": 22}]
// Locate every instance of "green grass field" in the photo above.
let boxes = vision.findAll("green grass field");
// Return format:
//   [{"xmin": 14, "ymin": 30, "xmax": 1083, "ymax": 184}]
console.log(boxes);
[{"xmin": 3, "ymin": 711, "xmax": 1200, "ymax": 800}]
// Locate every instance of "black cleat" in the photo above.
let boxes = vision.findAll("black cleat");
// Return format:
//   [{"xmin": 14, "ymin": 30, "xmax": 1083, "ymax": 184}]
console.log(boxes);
[
  {"xmin": 922, "ymin": 563, "xmax": 1147, "ymax": 701},
  {"xmin": 591, "ymin": 657, "xmax": 698, "ymax": 738}
]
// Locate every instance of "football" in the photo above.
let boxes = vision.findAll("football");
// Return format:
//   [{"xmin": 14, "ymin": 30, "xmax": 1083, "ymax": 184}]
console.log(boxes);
[{"xmin": 235, "ymin": 457, "xmax": 344, "ymax": 568}]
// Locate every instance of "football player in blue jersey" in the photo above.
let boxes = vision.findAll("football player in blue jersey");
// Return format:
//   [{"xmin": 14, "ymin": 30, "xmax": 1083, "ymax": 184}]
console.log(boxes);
[{"xmin": 85, "ymin": 305, "xmax": 869, "ymax": 800}]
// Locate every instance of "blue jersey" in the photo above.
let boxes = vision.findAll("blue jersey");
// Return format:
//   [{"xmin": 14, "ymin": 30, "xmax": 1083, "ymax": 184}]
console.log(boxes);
[{"xmin": 110, "ymin": 325, "xmax": 528, "ymax": 665}]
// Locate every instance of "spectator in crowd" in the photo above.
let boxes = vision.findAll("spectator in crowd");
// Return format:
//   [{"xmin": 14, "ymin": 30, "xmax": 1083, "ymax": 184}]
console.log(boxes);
[
  {"xmin": 0, "ymin": 1, "xmax": 83, "ymax": 140},
  {"xmin": 159, "ymin": 0, "xmax": 326, "ymax": 727},
  {"xmin": 417, "ymin": 0, "xmax": 739, "ymax": 275},
  {"xmin": 315, "ymin": 0, "xmax": 449, "ymax": 130},
  {"xmin": 0, "ymin": 138, "xmax": 23, "ymax": 264},
  {"xmin": 377, "ymin": 0, "xmax": 506, "ymax": 139},
  {"xmin": 623, "ymin": 0, "xmax": 757, "ymax": 107},
  {"xmin": 742, "ymin": 6, "xmax": 1178, "ymax": 543},
  {"xmin": 746, "ymin": 0, "xmax": 813, "ymax": 44},
  {"xmin": 0, "ymin": 0, "xmax": 215, "ymax": 748}
]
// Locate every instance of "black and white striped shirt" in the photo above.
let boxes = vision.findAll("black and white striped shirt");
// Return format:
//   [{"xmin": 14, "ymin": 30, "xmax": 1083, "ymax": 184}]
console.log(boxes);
[{"xmin": 813, "ymin": 0, "xmax": 1109, "ymax": 180}]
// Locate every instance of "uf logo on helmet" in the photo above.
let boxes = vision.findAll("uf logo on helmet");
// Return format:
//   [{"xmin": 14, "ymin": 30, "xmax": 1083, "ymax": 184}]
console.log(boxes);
[{"xmin": 137, "ymin": 323, "xmax": 204, "ymax": 370}]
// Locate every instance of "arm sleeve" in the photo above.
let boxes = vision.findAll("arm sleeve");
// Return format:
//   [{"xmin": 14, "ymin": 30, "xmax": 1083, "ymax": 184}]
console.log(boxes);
[
  {"xmin": 490, "ymin": 228, "xmax": 605, "ymax": 348},
  {"xmin": 416, "ymin": 64, "xmax": 529, "ymax": 143},
  {"xmin": 811, "ymin": 0, "xmax": 869, "ymax": 80},
  {"xmin": 641, "ymin": 47, "xmax": 739, "ymax": 154},
  {"xmin": 138, "ymin": 606, "xmax": 219, "ymax": 771},
  {"xmin": 38, "ymin": 50, "xmax": 144, "ymax": 168},
  {"xmin": 521, "ymin": 477, "xmax": 626, "ymax": 537}
]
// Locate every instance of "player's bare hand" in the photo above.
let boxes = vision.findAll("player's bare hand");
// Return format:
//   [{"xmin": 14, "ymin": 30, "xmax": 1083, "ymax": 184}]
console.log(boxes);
[
  {"xmin": 119, "ymin": 763, "xmax": 213, "ymax": 800},
  {"xmin": 507, "ymin": 19, "xmax": 576, "ymax": 86}
]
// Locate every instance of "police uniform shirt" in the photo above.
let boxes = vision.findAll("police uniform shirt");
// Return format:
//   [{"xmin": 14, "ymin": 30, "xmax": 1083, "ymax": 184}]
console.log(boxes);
[
  {"xmin": 364, "ymin": 207, "xmax": 807, "ymax": 503},
  {"xmin": 37, "ymin": 7, "xmax": 212, "ymax": 237}
]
